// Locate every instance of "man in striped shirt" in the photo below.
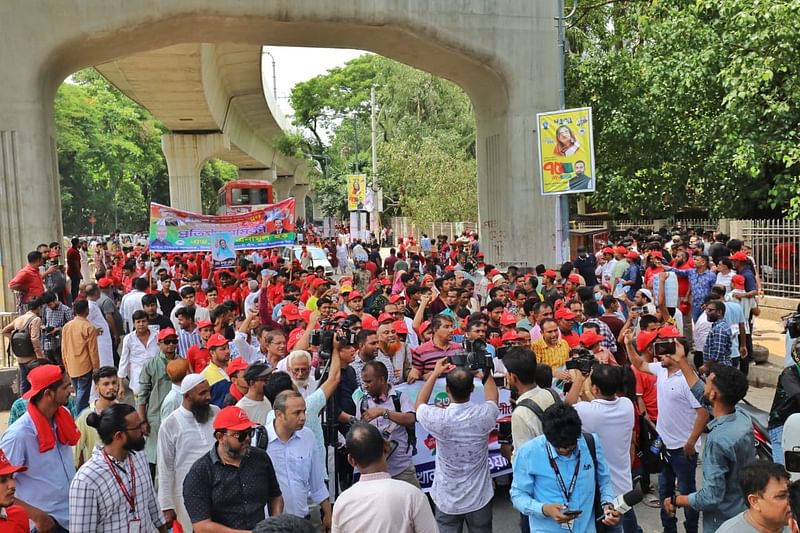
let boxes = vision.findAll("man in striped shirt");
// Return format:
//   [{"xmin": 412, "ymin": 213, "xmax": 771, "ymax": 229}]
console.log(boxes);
[{"xmin": 408, "ymin": 315, "xmax": 461, "ymax": 383}]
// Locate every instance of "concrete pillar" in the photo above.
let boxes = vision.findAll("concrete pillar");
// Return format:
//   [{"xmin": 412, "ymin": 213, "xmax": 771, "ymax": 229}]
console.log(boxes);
[
  {"xmin": 290, "ymin": 184, "xmax": 309, "ymax": 220},
  {"xmin": 0, "ymin": 66, "xmax": 62, "ymax": 311},
  {"xmin": 161, "ymin": 132, "xmax": 229, "ymax": 212},
  {"xmin": 273, "ymin": 176, "xmax": 294, "ymax": 202}
]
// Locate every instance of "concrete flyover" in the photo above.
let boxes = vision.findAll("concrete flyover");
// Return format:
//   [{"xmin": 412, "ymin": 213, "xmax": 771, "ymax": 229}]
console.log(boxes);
[
  {"xmin": 95, "ymin": 42, "xmax": 311, "ymax": 213},
  {"xmin": 0, "ymin": 0, "xmax": 561, "ymax": 306}
]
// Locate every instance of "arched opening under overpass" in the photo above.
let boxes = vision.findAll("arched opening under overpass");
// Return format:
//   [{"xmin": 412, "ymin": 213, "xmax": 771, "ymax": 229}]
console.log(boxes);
[{"xmin": 0, "ymin": 1, "xmax": 561, "ymax": 308}]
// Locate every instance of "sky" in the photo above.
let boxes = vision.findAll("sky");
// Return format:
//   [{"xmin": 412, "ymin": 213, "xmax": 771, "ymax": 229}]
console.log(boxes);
[{"xmin": 261, "ymin": 46, "xmax": 367, "ymax": 119}]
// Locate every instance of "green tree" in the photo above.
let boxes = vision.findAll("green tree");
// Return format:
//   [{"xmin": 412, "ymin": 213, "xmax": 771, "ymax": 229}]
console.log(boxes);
[{"xmin": 289, "ymin": 54, "xmax": 477, "ymax": 222}]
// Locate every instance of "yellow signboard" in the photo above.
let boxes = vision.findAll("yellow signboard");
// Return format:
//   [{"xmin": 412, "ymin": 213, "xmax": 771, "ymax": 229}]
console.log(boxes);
[
  {"xmin": 347, "ymin": 174, "xmax": 367, "ymax": 211},
  {"xmin": 536, "ymin": 107, "xmax": 596, "ymax": 196}
]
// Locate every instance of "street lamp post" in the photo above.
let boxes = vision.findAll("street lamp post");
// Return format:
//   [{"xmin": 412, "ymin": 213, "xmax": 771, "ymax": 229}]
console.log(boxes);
[{"xmin": 261, "ymin": 50, "xmax": 278, "ymax": 101}]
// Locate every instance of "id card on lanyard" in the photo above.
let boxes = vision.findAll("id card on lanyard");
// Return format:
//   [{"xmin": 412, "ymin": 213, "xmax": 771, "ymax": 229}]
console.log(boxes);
[
  {"xmin": 101, "ymin": 451, "xmax": 140, "ymax": 531},
  {"xmin": 546, "ymin": 443, "xmax": 581, "ymax": 505}
]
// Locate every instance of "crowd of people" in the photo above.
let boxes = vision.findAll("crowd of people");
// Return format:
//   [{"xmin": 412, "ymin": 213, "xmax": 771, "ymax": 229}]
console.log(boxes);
[{"xmin": 1, "ymin": 227, "xmax": 800, "ymax": 532}]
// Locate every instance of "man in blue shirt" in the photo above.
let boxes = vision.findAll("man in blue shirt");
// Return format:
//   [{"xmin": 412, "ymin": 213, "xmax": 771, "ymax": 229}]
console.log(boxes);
[
  {"xmin": 668, "ymin": 254, "xmax": 717, "ymax": 323},
  {"xmin": 662, "ymin": 341, "xmax": 755, "ymax": 533},
  {"xmin": 511, "ymin": 402, "xmax": 620, "ymax": 532},
  {"xmin": 703, "ymin": 300, "xmax": 733, "ymax": 370}
]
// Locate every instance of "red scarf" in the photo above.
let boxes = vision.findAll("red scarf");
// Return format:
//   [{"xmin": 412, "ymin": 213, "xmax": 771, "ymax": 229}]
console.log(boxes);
[
  {"xmin": 229, "ymin": 383, "xmax": 245, "ymax": 402},
  {"xmin": 27, "ymin": 401, "xmax": 80, "ymax": 453}
]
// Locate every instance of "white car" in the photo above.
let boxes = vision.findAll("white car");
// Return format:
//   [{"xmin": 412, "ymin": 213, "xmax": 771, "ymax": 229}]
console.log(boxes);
[{"xmin": 281, "ymin": 246, "xmax": 334, "ymax": 277}]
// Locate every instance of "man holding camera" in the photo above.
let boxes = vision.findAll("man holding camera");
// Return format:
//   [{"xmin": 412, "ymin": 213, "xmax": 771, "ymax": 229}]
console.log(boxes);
[
  {"xmin": 356, "ymin": 360, "xmax": 419, "ymax": 487},
  {"xmin": 416, "ymin": 357, "xmax": 499, "ymax": 533},
  {"xmin": 627, "ymin": 326, "xmax": 709, "ymax": 533}
]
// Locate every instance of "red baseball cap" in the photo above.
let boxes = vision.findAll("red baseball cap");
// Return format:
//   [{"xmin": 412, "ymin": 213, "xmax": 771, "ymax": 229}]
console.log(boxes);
[
  {"xmin": 207, "ymin": 333, "xmax": 229, "ymax": 349},
  {"xmin": 393, "ymin": 320, "xmax": 409, "ymax": 335},
  {"xmin": 361, "ymin": 314, "xmax": 379, "ymax": 330},
  {"xmin": 281, "ymin": 304, "xmax": 301, "ymax": 322},
  {"xmin": 418, "ymin": 320, "xmax": 431, "ymax": 334},
  {"xmin": 287, "ymin": 327, "xmax": 305, "ymax": 351},
  {"xmin": 196, "ymin": 319, "xmax": 213, "ymax": 330},
  {"xmin": 300, "ymin": 309, "xmax": 313, "ymax": 323},
  {"xmin": 377, "ymin": 312, "xmax": 394, "ymax": 324},
  {"xmin": 658, "ymin": 325, "xmax": 683, "ymax": 339},
  {"xmin": 500, "ymin": 313, "xmax": 518, "ymax": 326},
  {"xmin": 22, "ymin": 365, "xmax": 64, "ymax": 400},
  {"xmin": 567, "ymin": 274, "xmax": 582, "ymax": 285},
  {"xmin": 0, "ymin": 450, "xmax": 26, "ymax": 475},
  {"xmin": 650, "ymin": 250, "xmax": 664, "ymax": 259},
  {"xmin": 543, "ymin": 269, "xmax": 557, "ymax": 279},
  {"xmin": 379, "ymin": 278, "xmax": 392, "ymax": 286},
  {"xmin": 614, "ymin": 246, "xmax": 627, "ymax": 255},
  {"xmin": 333, "ymin": 311, "xmax": 349, "ymax": 320},
  {"xmin": 554, "ymin": 308, "xmax": 576, "ymax": 321},
  {"xmin": 730, "ymin": 251, "xmax": 749, "ymax": 262},
  {"xmin": 731, "ymin": 274, "xmax": 745, "ymax": 289},
  {"xmin": 602, "ymin": 247, "xmax": 614, "ymax": 255},
  {"xmin": 158, "ymin": 328, "xmax": 178, "ymax": 341},
  {"xmin": 388, "ymin": 294, "xmax": 404, "ymax": 304},
  {"xmin": 625, "ymin": 251, "xmax": 640, "ymax": 260},
  {"xmin": 488, "ymin": 268, "xmax": 500, "ymax": 277},
  {"xmin": 636, "ymin": 330, "xmax": 659, "ymax": 352},
  {"xmin": 501, "ymin": 330, "xmax": 524, "ymax": 343},
  {"xmin": 226, "ymin": 357, "xmax": 249, "ymax": 377},
  {"xmin": 312, "ymin": 278, "xmax": 329, "ymax": 289},
  {"xmin": 347, "ymin": 290, "xmax": 363, "ymax": 301},
  {"xmin": 445, "ymin": 265, "xmax": 456, "ymax": 272},
  {"xmin": 579, "ymin": 330, "xmax": 604, "ymax": 348},
  {"xmin": 98, "ymin": 277, "xmax": 114, "ymax": 289},
  {"xmin": 213, "ymin": 406, "xmax": 256, "ymax": 432}
]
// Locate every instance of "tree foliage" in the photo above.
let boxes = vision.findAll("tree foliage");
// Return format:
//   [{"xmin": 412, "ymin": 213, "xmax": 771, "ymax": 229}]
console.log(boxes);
[
  {"xmin": 56, "ymin": 69, "xmax": 237, "ymax": 235},
  {"xmin": 289, "ymin": 54, "xmax": 477, "ymax": 221},
  {"xmin": 567, "ymin": 0, "xmax": 800, "ymax": 218}
]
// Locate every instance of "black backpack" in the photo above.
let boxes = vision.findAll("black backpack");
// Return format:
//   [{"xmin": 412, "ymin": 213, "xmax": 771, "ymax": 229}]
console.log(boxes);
[
  {"xmin": 360, "ymin": 391, "xmax": 417, "ymax": 455},
  {"xmin": 9, "ymin": 316, "xmax": 37, "ymax": 358},
  {"xmin": 515, "ymin": 388, "xmax": 563, "ymax": 422}
]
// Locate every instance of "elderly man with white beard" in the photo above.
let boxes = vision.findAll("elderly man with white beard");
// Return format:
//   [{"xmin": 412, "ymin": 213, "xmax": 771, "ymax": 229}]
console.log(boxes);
[
  {"xmin": 157, "ymin": 374, "xmax": 219, "ymax": 532},
  {"xmin": 284, "ymin": 350, "xmax": 318, "ymax": 399}
]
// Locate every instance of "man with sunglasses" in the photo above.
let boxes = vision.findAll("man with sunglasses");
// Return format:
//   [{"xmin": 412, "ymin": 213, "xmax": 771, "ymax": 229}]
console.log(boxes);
[
  {"xmin": 184, "ymin": 406, "xmax": 283, "ymax": 531},
  {"xmin": 137, "ymin": 328, "xmax": 181, "ymax": 477}
]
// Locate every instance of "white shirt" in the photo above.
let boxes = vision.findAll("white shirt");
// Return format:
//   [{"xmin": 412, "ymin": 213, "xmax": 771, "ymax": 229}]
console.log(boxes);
[
  {"xmin": 79, "ymin": 249, "xmax": 91, "ymax": 281},
  {"xmin": 416, "ymin": 400, "xmax": 499, "ymax": 514},
  {"xmin": 157, "ymin": 405, "xmax": 219, "ymax": 533},
  {"xmin": 331, "ymin": 472, "xmax": 437, "ymax": 533},
  {"xmin": 169, "ymin": 302, "xmax": 210, "ymax": 331},
  {"xmin": 574, "ymin": 397, "xmax": 635, "ymax": 495},
  {"xmin": 119, "ymin": 290, "xmax": 146, "ymax": 333},
  {"xmin": 266, "ymin": 424, "xmax": 329, "ymax": 518},
  {"xmin": 118, "ymin": 330, "xmax": 160, "ymax": 395},
  {"xmin": 236, "ymin": 395, "xmax": 272, "ymax": 426},
  {"xmin": 244, "ymin": 289, "xmax": 260, "ymax": 315},
  {"xmin": 87, "ymin": 299, "xmax": 113, "ymax": 367},
  {"xmin": 649, "ymin": 362, "xmax": 702, "ymax": 451},
  {"xmin": 232, "ymin": 331, "xmax": 267, "ymax": 365},
  {"xmin": 694, "ymin": 312, "xmax": 712, "ymax": 351}
]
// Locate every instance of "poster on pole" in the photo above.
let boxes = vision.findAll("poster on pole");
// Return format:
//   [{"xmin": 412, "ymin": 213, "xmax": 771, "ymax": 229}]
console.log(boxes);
[
  {"xmin": 536, "ymin": 106, "xmax": 596, "ymax": 195},
  {"xmin": 210, "ymin": 232, "xmax": 236, "ymax": 269},
  {"xmin": 148, "ymin": 199, "xmax": 296, "ymax": 252},
  {"xmin": 352, "ymin": 378, "xmax": 512, "ymax": 491},
  {"xmin": 347, "ymin": 174, "xmax": 367, "ymax": 211}
]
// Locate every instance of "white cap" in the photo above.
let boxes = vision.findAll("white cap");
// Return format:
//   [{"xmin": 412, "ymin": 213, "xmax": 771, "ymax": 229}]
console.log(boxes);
[{"xmin": 180, "ymin": 374, "xmax": 207, "ymax": 394}]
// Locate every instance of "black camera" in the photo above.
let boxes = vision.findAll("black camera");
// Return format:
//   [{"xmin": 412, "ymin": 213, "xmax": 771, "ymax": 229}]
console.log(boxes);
[
  {"xmin": 448, "ymin": 338, "xmax": 494, "ymax": 373},
  {"xmin": 310, "ymin": 319, "xmax": 356, "ymax": 360},
  {"xmin": 653, "ymin": 339, "xmax": 676, "ymax": 357},
  {"xmin": 565, "ymin": 347, "xmax": 596, "ymax": 376}
]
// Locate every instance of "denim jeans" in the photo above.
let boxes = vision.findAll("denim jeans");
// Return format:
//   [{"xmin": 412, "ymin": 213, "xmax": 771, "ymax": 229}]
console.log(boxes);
[
  {"xmin": 435, "ymin": 501, "xmax": 493, "ymax": 533},
  {"xmin": 659, "ymin": 449, "xmax": 699, "ymax": 533},
  {"xmin": 72, "ymin": 371, "xmax": 93, "ymax": 413},
  {"xmin": 770, "ymin": 425, "xmax": 784, "ymax": 465},
  {"xmin": 609, "ymin": 509, "xmax": 643, "ymax": 533},
  {"xmin": 18, "ymin": 360, "xmax": 36, "ymax": 396}
]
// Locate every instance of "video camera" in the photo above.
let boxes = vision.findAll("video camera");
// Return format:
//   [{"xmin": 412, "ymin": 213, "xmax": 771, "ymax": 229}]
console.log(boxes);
[
  {"xmin": 310, "ymin": 318, "xmax": 357, "ymax": 360},
  {"xmin": 448, "ymin": 338, "xmax": 494, "ymax": 373},
  {"xmin": 565, "ymin": 347, "xmax": 596, "ymax": 376}
]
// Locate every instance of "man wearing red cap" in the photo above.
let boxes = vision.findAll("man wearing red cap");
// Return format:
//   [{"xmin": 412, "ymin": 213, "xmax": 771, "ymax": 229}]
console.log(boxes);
[
  {"xmin": 626, "ymin": 328, "xmax": 708, "ymax": 533},
  {"xmin": 183, "ymin": 406, "xmax": 283, "ymax": 530},
  {"xmin": 201, "ymin": 333, "xmax": 233, "ymax": 408},
  {"xmin": 729, "ymin": 250, "xmax": 758, "ymax": 375},
  {"xmin": 540, "ymin": 269, "xmax": 561, "ymax": 307},
  {"xmin": 554, "ymin": 307, "xmax": 580, "ymax": 348},
  {"xmin": 158, "ymin": 374, "xmax": 219, "ymax": 532},
  {"xmin": 0, "ymin": 365, "xmax": 76, "ymax": 532},
  {"xmin": 345, "ymin": 290, "xmax": 365, "ymax": 319},
  {"xmin": 0, "ymin": 449, "xmax": 29, "ymax": 532},
  {"xmin": 137, "ymin": 327, "xmax": 181, "ymax": 475},
  {"xmin": 223, "ymin": 357, "xmax": 250, "ymax": 406}
]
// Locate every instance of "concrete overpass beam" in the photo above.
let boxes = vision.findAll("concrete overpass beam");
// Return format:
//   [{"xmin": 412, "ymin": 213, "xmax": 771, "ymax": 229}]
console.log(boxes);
[
  {"xmin": 161, "ymin": 132, "xmax": 229, "ymax": 212},
  {"xmin": 237, "ymin": 169, "xmax": 272, "ymax": 182}
]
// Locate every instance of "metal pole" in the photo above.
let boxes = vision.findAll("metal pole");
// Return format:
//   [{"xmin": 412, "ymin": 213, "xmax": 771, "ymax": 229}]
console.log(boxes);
[
  {"xmin": 370, "ymin": 86, "xmax": 379, "ymax": 240},
  {"xmin": 353, "ymin": 115, "xmax": 360, "ymax": 173},
  {"xmin": 554, "ymin": 0, "xmax": 576, "ymax": 264},
  {"xmin": 262, "ymin": 50, "xmax": 278, "ymax": 101}
]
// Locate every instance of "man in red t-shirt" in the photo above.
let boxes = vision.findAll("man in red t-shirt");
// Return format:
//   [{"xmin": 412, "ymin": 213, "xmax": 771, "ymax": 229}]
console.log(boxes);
[
  {"xmin": 8, "ymin": 251, "xmax": 49, "ymax": 306},
  {"xmin": 66, "ymin": 238, "xmax": 82, "ymax": 302},
  {"xmin": 0, "ymin": 449, "xmax": 30, "ymax": 532}
]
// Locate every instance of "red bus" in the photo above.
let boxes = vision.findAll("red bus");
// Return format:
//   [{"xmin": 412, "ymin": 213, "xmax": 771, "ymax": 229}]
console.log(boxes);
[{"xmin": 217, "ymin": 179, "xmax": 274, "ymax": 215}]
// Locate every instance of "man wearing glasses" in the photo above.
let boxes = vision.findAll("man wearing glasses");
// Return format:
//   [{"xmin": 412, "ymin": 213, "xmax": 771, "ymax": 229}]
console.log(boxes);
[{"xmin": 184, "ymin": 406, "xmax": 284, "ymax": 530}]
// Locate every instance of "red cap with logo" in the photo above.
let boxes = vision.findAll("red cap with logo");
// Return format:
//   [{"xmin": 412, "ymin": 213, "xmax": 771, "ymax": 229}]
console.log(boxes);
[
  {"xmin": 347, "ymin": 290, "xmax": 363, "ymax": 301},
  {"xmin": 213, "ymin": 406, "xmax": 256, "ymax": 431},
  {"xmin": 207, "ymin": 333, "xmax": 229, "ymax": 349},
  {"xmin": 500, "ymin": 313, "xmax": 518, "ymax": 326},
  {"xmin": 388, "ymin": 294, "xmax": 404, "ymax": 304},
  {"xmin": 393, "ymin": 320, "xmax": 409, "ymax": 335},
  {"xmin": 0, "ymin": 450, "xmax": 26, "ymax": 475},
  {"xmin": 281, "ymin": 304, "xmax": 301, "ymax": 322},
  {"xmin": 361, "ymin": 314, "xmax": 379, "ymax": 331},
  {"xmin": 636, "ymin": 330, "xmax": 659, "ymax": 352},
  {"xmin": 226, "ymin": 358, "xmax": 249, "ymax": 377},
  {"xmin": 377, "ymin": 313, "xmax": 394, "ymax": 324},
  {"xmin": 554, "ymin": 308, "xmax": 576, "ymax": 321},
  {"xmin": 196, "ymin": 319, "xmax": 213, "ymax": 330}
]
